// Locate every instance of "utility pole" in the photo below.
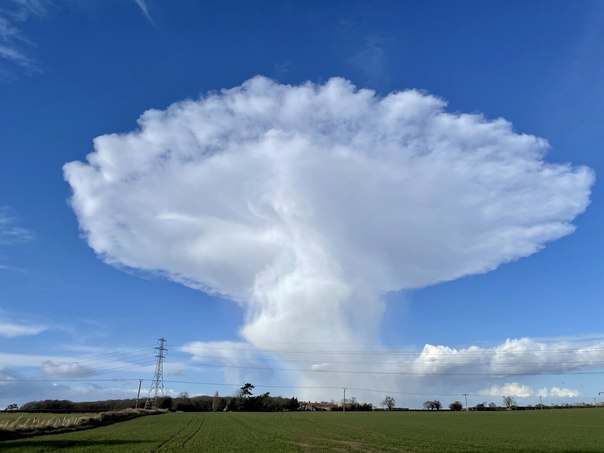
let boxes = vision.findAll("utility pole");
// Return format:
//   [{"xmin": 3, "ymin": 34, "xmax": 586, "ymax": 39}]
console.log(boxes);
[
  {"xmin": 539, "ymin": 395, "xmax": 543, "ymax": 410},
  {"xmin": 135, "ymin": 379, "xmax": 143, "ymax": 409},
  {"xmin": 145, "ymin": 337, "xmax": 167, "ymax": 409},
  {"xmin": 342, "ymin": 388, "xmax": 347, "ymax": 413},
  {"xmin": 462, "ymin": 393, "xmax": 468, "ymax": 411}
]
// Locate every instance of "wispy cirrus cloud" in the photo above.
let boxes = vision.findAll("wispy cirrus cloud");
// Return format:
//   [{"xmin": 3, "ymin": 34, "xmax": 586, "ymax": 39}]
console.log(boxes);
[
  {"xmin": 0, "ymin": 0, "xmax": 49, "ymax": 75},
  {"xmin": 133, "ymin": 0, "xmax": 154, "ymax": 24},
  {"xmin": 0, "ymin": 207, "xmax": 32, "ymax": 271},
  {"xmin": 0, "ymin": 45, "xmax": 30, "ymax": 67},
  {"xmin": 0, "ymin": 0, "xmax": 154, "ymax": 77},
  {"xmin": 0, "ymin": 320, "xmax": 46, "ymax": 338},
  {"xmin": 0, "ymin": 207, "xmax": 33, "ymax": 245}
]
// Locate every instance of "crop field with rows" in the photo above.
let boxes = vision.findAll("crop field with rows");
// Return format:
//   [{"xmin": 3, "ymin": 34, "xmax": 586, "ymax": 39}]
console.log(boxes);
[{"xmin": 2, "ymin": 409, "xmax": 604, "ymax": 452}]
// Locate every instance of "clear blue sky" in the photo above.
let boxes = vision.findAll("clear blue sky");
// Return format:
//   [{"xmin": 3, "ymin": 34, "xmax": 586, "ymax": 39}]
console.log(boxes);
[{"xmin": 1, "ymin": 0, "xmax": 603, "ymax": 408}]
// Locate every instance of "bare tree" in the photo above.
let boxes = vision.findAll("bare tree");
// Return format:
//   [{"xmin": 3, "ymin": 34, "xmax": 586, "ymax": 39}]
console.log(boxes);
[
  {"xmin": 502, "ymin": 395, "xmax": 516, "ymax": 409},
  {"xmin": 381, "ymin": 395, "xmax": 396, "ymax": 411}
]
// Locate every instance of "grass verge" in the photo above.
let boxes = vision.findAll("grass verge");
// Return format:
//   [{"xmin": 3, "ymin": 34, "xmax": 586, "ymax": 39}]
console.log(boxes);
[{"xmin": 0, "ymin": 408, "xmax": 163, "ymax": 441}]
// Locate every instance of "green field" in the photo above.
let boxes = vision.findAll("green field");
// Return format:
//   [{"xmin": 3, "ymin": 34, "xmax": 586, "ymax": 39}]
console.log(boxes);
[{"xmin": 2, "ymin": 409, "xmax": 604, "ymax": 452}]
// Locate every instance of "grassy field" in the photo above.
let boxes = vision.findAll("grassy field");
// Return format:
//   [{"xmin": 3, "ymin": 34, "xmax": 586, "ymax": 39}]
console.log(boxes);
[{"xmin": 2, "ymin": 409, "xmax": 604, "ymax": 452}]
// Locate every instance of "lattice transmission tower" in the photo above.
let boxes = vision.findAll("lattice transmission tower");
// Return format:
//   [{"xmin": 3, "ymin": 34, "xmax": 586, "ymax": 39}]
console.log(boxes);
[{"xmin": 145, "ymin": 337, "xmax": 167, "ymax": 409}]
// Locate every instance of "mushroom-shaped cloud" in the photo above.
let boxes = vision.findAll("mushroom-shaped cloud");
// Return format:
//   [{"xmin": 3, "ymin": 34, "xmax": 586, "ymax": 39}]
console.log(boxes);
[{"xmin": 64, "ymin": 76, "xmax": 594, "ymax": 352}]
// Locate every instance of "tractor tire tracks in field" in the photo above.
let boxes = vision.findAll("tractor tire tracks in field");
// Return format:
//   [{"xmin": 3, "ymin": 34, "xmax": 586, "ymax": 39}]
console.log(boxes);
[
  {"xmin": 181, "ymin": 414, "xmax": 205, "ymax": 449},
  {"xmin": 150, "ymin": 414, "xmax": 205, "ymax": 452}
]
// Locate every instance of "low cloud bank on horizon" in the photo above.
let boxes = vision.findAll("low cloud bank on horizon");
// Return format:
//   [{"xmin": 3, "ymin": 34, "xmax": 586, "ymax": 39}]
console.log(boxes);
[{"xmin": 64, "ymin": 76, "xmax": 594, "ymax": 398}]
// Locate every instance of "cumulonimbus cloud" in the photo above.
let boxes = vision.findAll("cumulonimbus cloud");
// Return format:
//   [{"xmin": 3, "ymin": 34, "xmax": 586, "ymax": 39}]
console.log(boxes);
[{"xmin": 64, "ymin": 77, "xmax": 594, "ymax": 396}]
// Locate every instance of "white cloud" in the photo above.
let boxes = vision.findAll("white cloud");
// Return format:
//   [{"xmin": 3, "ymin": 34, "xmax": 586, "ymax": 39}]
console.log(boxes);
[
  {"xmin": 550, "ymin": 386, "xmax": 579, "ymax": 398},
  {"xmin": 480, "ymin": 382, "xmax": 533, "ymax": 398},
  {"xmin": 64, "ymin": 77, "xmax": 594, "ymax": 398},
  {"xmin": 41, "ymin": 360, "xmax": 96, "ymax": 378},
  {"xmin": 412, "ymin": 337, "xmax": 604, "ymax": 377},
  {"xmin": 0, "ymin": 320, "xmax": 45, "ymax": 337},
  {"xmin": 498, "ymin": 385, "xmax": 581, "ymax": 399}
]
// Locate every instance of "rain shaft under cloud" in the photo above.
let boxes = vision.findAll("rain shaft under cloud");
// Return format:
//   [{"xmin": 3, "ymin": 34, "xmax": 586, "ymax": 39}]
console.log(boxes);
[{"xmin": 64, "ymin": 77, "xmax": 594, "ymax": 396}]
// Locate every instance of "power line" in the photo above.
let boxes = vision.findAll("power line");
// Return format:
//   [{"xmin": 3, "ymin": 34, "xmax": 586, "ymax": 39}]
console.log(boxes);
[
  {"xmin": 167, "ymin": 352, "xmax": 604, "ymax": 367},
  {"xmin": 171, "ymin": 344, "xmax": 604, "ymax": 356},
  {"xmin": 6, "ymin": 340, "xmax": 604, "ymax": 370},
  {"xmin": 178, "ymin": 361, "xmax": 604, "ymax": 376},
  {"xmin": 178, "ymin": 336, "xmax": 604, "ymax": 348},
  {"xmin": 6, "ymin": 341, "xmax": 604, "ymax": 378},
  {"xmin": 4, "ymin": 367, "xmax": 604, "ymax": 381},
  {"xmin": 0, "ymin": 376, "xmax": 591, "ymax": 400}
]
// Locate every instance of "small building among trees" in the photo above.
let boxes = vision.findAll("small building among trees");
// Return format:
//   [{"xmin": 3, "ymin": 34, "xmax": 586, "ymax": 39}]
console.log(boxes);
[{"xmin": 301, "ymin": 401, "xmax": 336, "ymax": 411}]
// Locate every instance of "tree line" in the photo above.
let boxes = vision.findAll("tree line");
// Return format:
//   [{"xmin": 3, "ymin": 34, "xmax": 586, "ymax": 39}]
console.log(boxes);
[
  {"xmin": 17, "ymin": 394, "xmax": 299, "ymax": 413},
  {"xmin": 10, "ymin": 389, "xmax": 595, "ymax": 413}
]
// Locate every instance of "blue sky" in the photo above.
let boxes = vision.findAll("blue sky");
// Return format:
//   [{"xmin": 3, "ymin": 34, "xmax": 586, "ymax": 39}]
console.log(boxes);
[{"xmin": 1, "ymin": 0, "xmax": 603, "ymax": 409}]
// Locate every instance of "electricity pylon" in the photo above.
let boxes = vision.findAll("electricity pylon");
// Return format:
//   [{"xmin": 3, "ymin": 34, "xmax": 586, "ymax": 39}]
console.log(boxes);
[{"xmin": 145, "ymin": 337, "xmax": 167, "ymax": 409}]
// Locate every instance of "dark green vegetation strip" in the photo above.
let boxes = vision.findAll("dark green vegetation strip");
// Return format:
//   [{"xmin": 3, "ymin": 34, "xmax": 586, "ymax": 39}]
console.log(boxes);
[{"xmin": 2, "ymin": 409, "xmax": 604, "ymax": 452}]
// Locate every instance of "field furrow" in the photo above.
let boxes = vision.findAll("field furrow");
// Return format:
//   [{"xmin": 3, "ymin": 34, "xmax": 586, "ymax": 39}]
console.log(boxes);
[{"xmin": 2, "ymin": 409, "xmax": 604, "ymax": 452}]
